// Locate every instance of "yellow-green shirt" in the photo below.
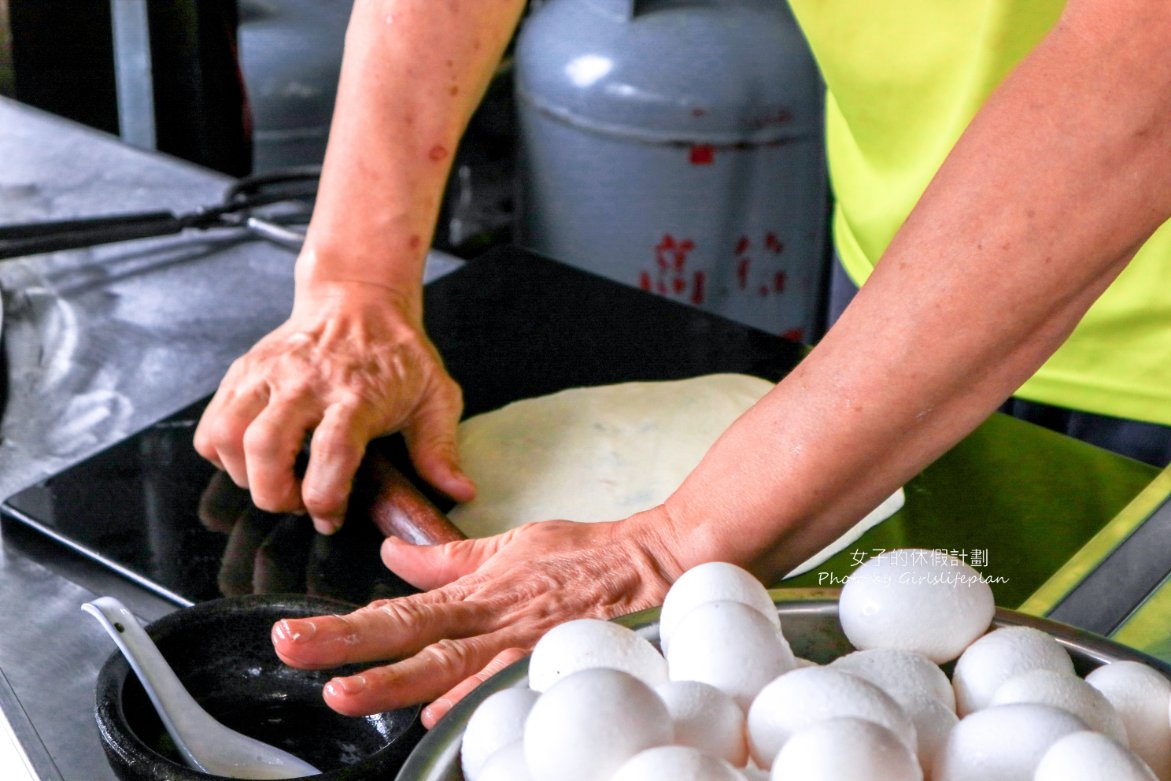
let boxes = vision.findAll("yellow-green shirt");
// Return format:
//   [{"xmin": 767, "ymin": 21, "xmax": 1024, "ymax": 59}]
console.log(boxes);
[{"xmin": 789, "ymin": 0, "xmax": 1171, "ymax": 427}]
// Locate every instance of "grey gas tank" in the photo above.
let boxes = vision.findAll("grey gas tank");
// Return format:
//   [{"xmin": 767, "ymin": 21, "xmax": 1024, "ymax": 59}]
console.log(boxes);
[{"xmin": 514, "ymin": 0, "xmax": 827, "ymax": 340}]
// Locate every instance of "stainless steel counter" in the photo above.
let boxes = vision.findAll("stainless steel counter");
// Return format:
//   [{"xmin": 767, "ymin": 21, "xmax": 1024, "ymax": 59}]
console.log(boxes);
[
  {"xmin": 0, "ymin": 97, "xmax": 458, "ymax": 780},
  {"xmin": 0, "ymin": 96, "xmax": 253, "ymax": 781},
  {"xmin": 0, "ymin": 521, "xmax": 174, "ymax": 780}
]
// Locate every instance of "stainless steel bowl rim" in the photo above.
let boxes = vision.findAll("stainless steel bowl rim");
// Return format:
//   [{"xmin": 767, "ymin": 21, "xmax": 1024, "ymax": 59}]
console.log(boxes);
[{"xmin": 395, "ymin": 587, "xmax": 1171, "ymax": 781}]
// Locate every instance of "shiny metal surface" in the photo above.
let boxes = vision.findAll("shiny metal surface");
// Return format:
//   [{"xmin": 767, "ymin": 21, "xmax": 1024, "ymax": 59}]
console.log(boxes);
[
  {"xmin": 0, "ymin": 96, "xmax": 285, "ymax": 502},
  {"xmin": 0, "ymin": 98, "xmax": 459, "ymax": 781},
  {"xmin": 782, "ymin": 412, "xmax": 1159, "ymax": 609},
  {"xmin": 1050, "ymin": 488, "xmax": 1171, "ymax": 634},
  {"xmin": 109, "ymin": 0, "xmax": 156, "ymax": 150},
  {"xmin": 0, "ymin": 667, "xmax": 58, "ymax": 781},
  {"xmin": 1102, "ymin": 466, "xmax": 1171, "ymax": 658},
  {"xmin": 397, "ymin": 590, "xmax": 1171, "ymax": 781},
  {"xmin": 0, "ymin": 98, "xmax": 461, "ymax": 504},
  {"xmin": 0, "ymin": 528, "xmax": 170, "ymax": 781}
]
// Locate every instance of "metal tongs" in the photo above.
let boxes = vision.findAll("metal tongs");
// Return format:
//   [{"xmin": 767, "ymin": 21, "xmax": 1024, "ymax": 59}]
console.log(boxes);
[{"xmin": 0, "ymin": 165, "xmax": 320, "ymax": 260}]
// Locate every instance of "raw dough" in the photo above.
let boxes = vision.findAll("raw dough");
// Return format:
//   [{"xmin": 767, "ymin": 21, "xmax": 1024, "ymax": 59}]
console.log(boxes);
[{"xmin": 448, "ymin": 374, "xmax": 904, "ymax": 578}]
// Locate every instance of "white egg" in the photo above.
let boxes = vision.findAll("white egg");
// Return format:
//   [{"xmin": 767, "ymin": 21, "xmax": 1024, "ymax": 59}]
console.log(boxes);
[
  {"xmin": 610, "ymin": 745, "xmax": 742, "ymax": 781},
  {"xmin": 659, "ymin": 562, "xmax": 779, "ymax": 654},
  {"xmin": 831, "ymin": 647, "xmax": 956, "ymax": 711},
  {"xmin": 933, "ymin": 702, "xmax": 1087, "ymax": 781},
  {"xmin": 667, "ymin": 600, "xmax": 797, "ymax": 710},
  {"xmin": 746, "ymin": 666, "xmax": 917, "ymax": 768},
  {"xmin": 477, "ymin": 741, "xmax": 533, "ymax": 781},
  {"xmin": 738, "ymin": 767, "xmax": 770, "ymax": 781},
  {"xmin": 654, "ymin": 680, "xmax": 747, "ymax": 766},
  {"xmin": 1034, "ymin": 730, "xmax": 1158, "ymax": 781},
  {"xmin": 839, "ymin": 549, "xmax": 994, "ymax": 664},
  {"xmin": 527, "ymin": 617, "xmax": 667, "ymax": 692},
  {"xmin": 523, "ymin": 668, "xmax": 672, "ymax": 781},
  {"xmin": 951, "ymin": 626, "xmax": 1074, "ymax": 716},
  {"xmin": 769, "ymin": 717, "xmax": 923, "ymax": 781},
  {"xmin": 989, "ymin": 668, "xmax": 1127, "ymax": 744},
  {"xmin": 905, "ymin": 692, "xmax": 958, "ymax": 778},
  {"xmin": 1086, "ymin": 661, "xmax": 1171, "ymax": 780},
  {"xmin": 460, "ymin": 686, "xmax": 539, "ymax": 781},
  {"xmin": 826, "ymin": 646, "xmax": 958, "ymax": 772}
]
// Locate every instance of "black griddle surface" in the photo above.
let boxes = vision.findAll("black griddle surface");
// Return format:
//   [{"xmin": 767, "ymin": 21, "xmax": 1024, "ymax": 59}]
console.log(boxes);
[{"xmin": 2, "ymin": 247, "xmax": 804, "ymax": 605}]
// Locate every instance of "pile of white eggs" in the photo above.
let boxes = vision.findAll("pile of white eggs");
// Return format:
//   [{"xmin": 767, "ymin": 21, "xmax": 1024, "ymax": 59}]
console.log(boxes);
[{"xmin": 458, "ymin": 549, "xmax": 1171, "ymax": 781}]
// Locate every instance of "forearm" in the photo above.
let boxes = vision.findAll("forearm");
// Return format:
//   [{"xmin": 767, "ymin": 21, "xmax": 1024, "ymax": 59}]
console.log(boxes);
[
  {"xmin": 295, "ymin": 0, "xmax": 526, "ymax": 317},
  {"xmin": 649, "ymin": 0, "xmax": 1171, "ymax": 582}
]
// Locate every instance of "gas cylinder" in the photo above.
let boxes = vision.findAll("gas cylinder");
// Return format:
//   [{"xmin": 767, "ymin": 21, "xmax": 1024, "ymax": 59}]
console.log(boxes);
[{"xmin": 514, "ymin": 0, "xmax": 826, "ymax": 341}]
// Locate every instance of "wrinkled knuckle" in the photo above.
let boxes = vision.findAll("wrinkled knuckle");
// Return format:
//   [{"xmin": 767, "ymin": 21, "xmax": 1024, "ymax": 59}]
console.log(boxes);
[
  {"xmin": 223, "ymin": 355, "xmax": 252, "ymax": 378},
  {"xmin": 301, "ymin": 484, "xmax": 347, "ymax": 517},
  {"xmin": 333, "ymin": 391, "xmax": 370, "ymax": 417},
  {"xmin": 242, "ymin": 420, "xmax": 287, "ymax": 460},
  {"xmin": 199, "ymin": 418, "xmax": 244, "ymax": 456},
  {"xmin": 326, "ymin": 613, "xmax": 363, "ymax": 644},
  {"xmin": 423, "ymin": 638, "xmax": 476, "ymax": 675},
  {"xmin": 275, "ymin": 378, "xmax": 316, "ymax": 402},
  {"xmin": 372, "ymin": 599, "xmax": 427, "ymax": 627}
]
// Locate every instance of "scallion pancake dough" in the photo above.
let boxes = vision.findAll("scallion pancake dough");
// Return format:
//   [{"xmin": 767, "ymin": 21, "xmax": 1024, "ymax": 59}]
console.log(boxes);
[{"xmin": 448, "ymin": 374, "xmax": 904, "ymax": 578}]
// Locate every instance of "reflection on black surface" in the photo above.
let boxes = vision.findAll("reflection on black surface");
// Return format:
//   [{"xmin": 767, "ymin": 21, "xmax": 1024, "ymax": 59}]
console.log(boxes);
[
  {"xmin": 3, "ymin": 399, "xmax": 418, "ymax": 605},
  {"xmin": 1, "ymin": 250, "xmax": 808, "ymax": 607}
]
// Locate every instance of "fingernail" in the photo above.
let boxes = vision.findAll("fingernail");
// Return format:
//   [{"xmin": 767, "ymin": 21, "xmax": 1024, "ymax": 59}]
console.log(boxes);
[
  {"xmin": 275, "ymin": 618, "xmax": 316, "ymax": 643},
  {"xmin": 455, "ymin": 472, "xmax": 476, "ymax": 492},
  {"xmin": 326, "ymin": 674, "xmax": 366, "ymax": 697},
  {"xmin": 313, "ymin": 517, "xmax": 340, "ymax": 536}
]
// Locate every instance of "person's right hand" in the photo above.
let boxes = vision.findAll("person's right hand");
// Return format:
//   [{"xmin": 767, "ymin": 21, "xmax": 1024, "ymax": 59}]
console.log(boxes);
[{"xmin": 194, "ymin": 280, "xmax": 475, "ymax": 535}]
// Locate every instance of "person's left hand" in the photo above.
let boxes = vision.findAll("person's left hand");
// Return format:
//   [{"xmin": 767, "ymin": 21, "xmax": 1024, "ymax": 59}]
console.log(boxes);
[{"xmin": 270, "ymin": 511, "xmax": 683, "ymax": 727}]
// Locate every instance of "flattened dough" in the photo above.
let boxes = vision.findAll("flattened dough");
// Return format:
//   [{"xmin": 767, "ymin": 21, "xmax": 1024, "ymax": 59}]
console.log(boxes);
[{"xmin": 448, "ymin": 374, "xmax": 904, "ymax": 578}]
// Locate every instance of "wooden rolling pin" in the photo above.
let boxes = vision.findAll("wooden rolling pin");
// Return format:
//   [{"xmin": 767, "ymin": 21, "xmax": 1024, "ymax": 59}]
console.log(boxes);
[{"xmin": 357, "ymin": 449, "xmax": 468, "ymax": 546}]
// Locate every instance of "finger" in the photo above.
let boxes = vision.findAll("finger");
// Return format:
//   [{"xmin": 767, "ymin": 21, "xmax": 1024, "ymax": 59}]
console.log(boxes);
[
  {"xmin": 193, "ymin": 383, "xmax": 233, "ymax": 471},
  {"xmin": 402, "ymin": 383, "xmax": 476, "ymax": 503},
  {"xmin": 216, "ymin": 510, "xmax": 268, "ymax": 597},
  {"xmin": 380, "ymin": 534, "xmax": 505, "ymax": 591},
  {"xmin": 197, "ymin": 471, "xmax": 252, "ymax": 532},
  {"xmin": 300, "ymin": 404, "xmax": 375, "ymax": 535},
  {"xmin": 242, "ymin": 400, "xmax": 320, "ymax": 514},
  {"xmin": 320, "ymin": 629, "xmax": 527, "ymax": 718},
  {"xmin": 271, "ymin": 593, "xmax": 492, "ymax": 669},
  {"xmin": 421, "ymin": 646, "xmax": 528, "ymax": 728},
  {"xmin": 194, "ymin": 383, "xmax": 269, "ymax": 489}
]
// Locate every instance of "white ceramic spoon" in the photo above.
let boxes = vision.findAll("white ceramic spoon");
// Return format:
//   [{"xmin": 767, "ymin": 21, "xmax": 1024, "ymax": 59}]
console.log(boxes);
[{"xmin": 83, "ymin": 596, "xmax": 321, "ymax": 779}]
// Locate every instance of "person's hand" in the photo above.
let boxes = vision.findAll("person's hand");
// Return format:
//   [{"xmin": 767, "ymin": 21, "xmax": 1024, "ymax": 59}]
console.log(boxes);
[
  {"xmin": 270, "ymin": 509, "xmax": 684, "ymax": 728},
  {"xmin": 194, "ymin": 281, "xmax": 475, "ymax": 535}
]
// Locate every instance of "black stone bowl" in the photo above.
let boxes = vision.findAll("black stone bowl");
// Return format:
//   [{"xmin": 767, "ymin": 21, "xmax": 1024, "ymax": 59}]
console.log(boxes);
[{"xmin": 95, "ymin": 594, "xmax": 426, "ymax": 781}]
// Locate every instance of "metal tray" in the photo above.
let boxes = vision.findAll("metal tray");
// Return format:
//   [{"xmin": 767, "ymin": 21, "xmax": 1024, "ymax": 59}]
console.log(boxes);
[{"xmin": 395, "ymin": 588, "xmax": 1171, "ymax": 781}]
